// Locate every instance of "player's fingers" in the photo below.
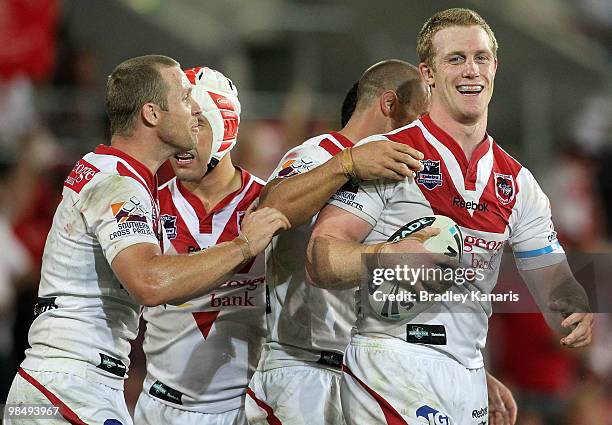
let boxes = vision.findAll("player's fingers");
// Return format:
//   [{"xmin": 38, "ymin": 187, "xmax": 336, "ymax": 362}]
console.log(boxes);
[
  {"xmin": 389, "ymin": 151, "xmax": 424, "ymax": 172},
  {"xmin": 378, "ymin": 168, "xmax": 410, "ymax": 182},
  {"xmin": 561, "ymin": 320, "xmax": 591, "ymax": 346},
  {"xmin": 406, "ymin": 227, "xmax": 440, "ymax": 243},
  {"xmin": 566, "ymin": 337, "xmax": 592, "ymax": 348},
  {"xmin": 263, "ymin": 209, "xmax": 291, "ymax": 229},
  {"xmin": 501, "ymin": 391, "xmax": 518, "ymax": 424},
  {"xmin": 245, "ymin": 200, "xmax": 258, "ymax": 215},
  {"xmin": 382, "ymin": 159, "xmax": 415, "ymax": 179},
  {"xmin": 561, "ymin": 312, "xmax": 591, "ymax": 328},
  {"xmin": 501, "ymin": 406, "xmax": 511, "ymax": 425},
  {"xmin": 388, "ymin": 142, "xmax": 424, "ymax": 161}
]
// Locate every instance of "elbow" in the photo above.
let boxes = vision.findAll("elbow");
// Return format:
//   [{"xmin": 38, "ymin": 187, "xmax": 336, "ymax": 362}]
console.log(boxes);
[
  {"xmin": 305, "ymin": 238, "xmax": 330, "ymax": 288},
  {"xmin": 126, "ymin": 272, "xmax": 167, "ymax": 307}
]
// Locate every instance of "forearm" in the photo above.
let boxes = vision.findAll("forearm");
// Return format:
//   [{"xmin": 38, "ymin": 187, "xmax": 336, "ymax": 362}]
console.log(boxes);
[
  {"xmin": 259, "ymin": 155, "xmax": 347, "ymax": 227},
  {"xmin": 521, "ymin": 261, "xmax": 590, "ymax": 335},
  {"xmin": 307, "ymin": 235, "xmax": 370, "ymax": 289},
  {"xmin": 139, "ymin": 239, "xmax": 247, "ymax": 306}
]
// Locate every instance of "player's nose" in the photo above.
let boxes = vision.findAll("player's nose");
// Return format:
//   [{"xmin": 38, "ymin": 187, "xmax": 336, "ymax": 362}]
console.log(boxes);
[{"xmin": 191, "ymin": 97, "xmax": 202, "ymax": 116}]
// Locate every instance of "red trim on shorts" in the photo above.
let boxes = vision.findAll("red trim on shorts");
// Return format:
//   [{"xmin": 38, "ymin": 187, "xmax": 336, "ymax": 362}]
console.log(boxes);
[
  {"xmin": 246, "ymin": 387, "xmax": 283, "ymax": 425},
  {"xmin": 18, "ymin": 368, "xmax": 89, "ymax": 425},
  {"xmin": 342, "ymin": 364, "xmax": 409, "ymax": 425}
]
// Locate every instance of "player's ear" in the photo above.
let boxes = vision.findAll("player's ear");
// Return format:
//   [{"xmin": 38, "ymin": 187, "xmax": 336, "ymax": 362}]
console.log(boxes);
[
  {"xmin": 380, "ymin": 90, "xmax": 398, "ymax": 118},
  {"xmin": 142, "ymin": 102, "xmax": 160, "ymax": 127},
  {"xmin": 419, "ymin": 62, "xmax": 435, "ymax": 88}
]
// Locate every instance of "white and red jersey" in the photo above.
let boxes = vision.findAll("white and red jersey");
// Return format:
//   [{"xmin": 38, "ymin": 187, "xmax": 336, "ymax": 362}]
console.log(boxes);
[
  {"xmin": 22, "ymin": 145, "xmax": 160, "ymax": 388},
  {"xmin": 142, "ymin": 168, "xmax": 266, "ymax": 413},
  {"xmin": 328, "ymin": 114, "xmax": 564, "ymax": 369},
  {"xmin": 263, "ymin": 132, "xmax": 357, "ymax": 368}
]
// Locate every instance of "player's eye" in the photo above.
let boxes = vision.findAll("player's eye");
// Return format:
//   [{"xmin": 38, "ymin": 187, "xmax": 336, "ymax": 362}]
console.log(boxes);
[{"xmin": 448, "ymin": 55, "xmax": 464, "ymax": 64}]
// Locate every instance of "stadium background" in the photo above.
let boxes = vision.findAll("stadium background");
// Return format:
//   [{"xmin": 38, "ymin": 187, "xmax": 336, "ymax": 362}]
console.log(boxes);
[{"xmin": 0, "ymin": 0, "xmax": 610, "ymax": 423}]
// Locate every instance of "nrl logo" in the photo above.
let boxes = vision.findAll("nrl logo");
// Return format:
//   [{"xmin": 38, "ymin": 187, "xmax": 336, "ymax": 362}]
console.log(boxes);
[
  {"xmin": 494, "ymin": 172, "xmax": 515, "ymax": 205},
  {"xmin": 416, "ymin": 159, "xmax": 443, "ymax": 190}
]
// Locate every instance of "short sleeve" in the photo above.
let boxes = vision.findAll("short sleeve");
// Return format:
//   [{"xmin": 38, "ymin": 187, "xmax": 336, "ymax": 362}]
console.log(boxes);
[
  {"xmin": 81, "ymin": 175, "xmax": 159, "ymax": 264},
  {"xmin": 327, "ymin": 180, "xmax": 387, "ymax": 227},
  {"xmin": 510, "ymin": 168, "xmax": 565, "ymax": 270},
  {"xmin": 268, "ymin": 144, "xmax": 332, "ymax": 182}
]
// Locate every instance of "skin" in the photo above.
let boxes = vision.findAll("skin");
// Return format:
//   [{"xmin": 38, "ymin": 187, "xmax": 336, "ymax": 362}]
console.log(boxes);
[
  {"xmin": 419, "ymin": 25, "xmax": 497, "ymax": 159},
  {"xmin": 309, "ymin": 25, "xmax": 593, "ymax": 349},
  {"xmin": 259, "ymin": 80, "xmax": 428, "ymax": 228},
  {"xmin": 110, "ymin": 65, "xmax": 290, "ymax": 306},
  {"xmin": 487, "ymin": 371, "xmax": 518, "ymax": 425}
]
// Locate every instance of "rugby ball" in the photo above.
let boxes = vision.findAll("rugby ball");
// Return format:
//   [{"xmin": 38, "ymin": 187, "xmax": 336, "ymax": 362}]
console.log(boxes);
[{"xmin": 368, "ymin": 215, "xmax": 463, "ymax": 321}]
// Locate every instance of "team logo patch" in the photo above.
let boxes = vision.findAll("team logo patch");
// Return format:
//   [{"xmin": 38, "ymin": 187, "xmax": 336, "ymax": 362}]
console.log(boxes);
[
  {"xmin": 160, "ymin": 214, "xmax": 177, "ymax": 240},
  {"xmin": 494, "ymin": 172, "xmax": 515, "ymax": 205},
  {"xmin": 277, "ymin": 157, "xmax": 315, "ymax": 178},
  {"xmin": 416, "ymin": 159, "xmax": 443, "ymax": 190},
  {"xmin": 416, "ymin": 405, "xmax": 450, "ymax": 425},
  {"xmin": 111, "ymin": 197, "xmax": 148, "ymax": 224}
]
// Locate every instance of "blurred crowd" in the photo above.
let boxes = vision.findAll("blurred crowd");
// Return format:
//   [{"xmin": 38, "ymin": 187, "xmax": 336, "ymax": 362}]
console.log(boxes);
[{"xmin": 0, "ymin": 1, "xmax": 610, "ymax": 423}]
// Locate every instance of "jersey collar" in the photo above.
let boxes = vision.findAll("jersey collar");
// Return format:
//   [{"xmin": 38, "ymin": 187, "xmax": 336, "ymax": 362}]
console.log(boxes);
[
  {"xmin": 419, "ymin": 114, "xmax": 491, "ymax": 174},
  {"xmin": 94, "ymin": 145, "xmax": 157, "ymax": 195}
]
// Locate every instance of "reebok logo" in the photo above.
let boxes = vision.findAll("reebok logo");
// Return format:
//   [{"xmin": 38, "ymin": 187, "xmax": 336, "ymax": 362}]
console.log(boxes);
[
  {"xmin": 452, "ymin": 197, "xmax": 489, "ymax": 212},
  {"xmin": 472, "ymin": 407, "xmax": 488, "ymax": 419}
]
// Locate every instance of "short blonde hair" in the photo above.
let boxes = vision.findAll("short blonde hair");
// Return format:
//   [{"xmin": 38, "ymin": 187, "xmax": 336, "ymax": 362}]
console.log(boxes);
[{"xmin": 417, "ymin": 8, "xmax": 498, "ymax": 68}]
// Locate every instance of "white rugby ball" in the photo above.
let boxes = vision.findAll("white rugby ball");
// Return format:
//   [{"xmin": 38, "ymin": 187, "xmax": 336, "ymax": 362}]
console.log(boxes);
[{"xmin": 368, "ymin": 215, "xmax": 463, "ymax": 321}]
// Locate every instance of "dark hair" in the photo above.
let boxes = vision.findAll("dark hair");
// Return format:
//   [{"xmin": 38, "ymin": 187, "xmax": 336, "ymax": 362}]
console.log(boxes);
[
  {"xmin": 105, "ymin": 55, "xmax": 179, "ymax": 136},
  {"xmin": 340, "ymin": 81, "xmax": 359, "ymax": 127}
]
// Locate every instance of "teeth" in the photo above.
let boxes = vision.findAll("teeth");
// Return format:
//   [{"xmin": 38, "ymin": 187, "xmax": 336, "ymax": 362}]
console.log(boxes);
[
  {"xmin": 457, "ymin": 85, "xmax": 483, "ymax": 93},
  {"xmin": 175, "ymin": 153, "xmax": 194, "ymax": 160}
]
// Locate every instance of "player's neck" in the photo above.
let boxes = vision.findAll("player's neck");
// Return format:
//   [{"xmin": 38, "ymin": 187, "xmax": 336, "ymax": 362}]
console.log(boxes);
[
  {"xmin": 184, "ymin": 155, "xmax": 242, "ymax": 212},
  {"xmin": 429, "ymin": 108, "xmax": 488, "ymax": 160},
  {"xmin": 339, "ymin": 110, "xmax": 385, "ymax": 143},
  {"xmin": 110, "ymin": 133, "xmax": 173, "ymax": 176}
]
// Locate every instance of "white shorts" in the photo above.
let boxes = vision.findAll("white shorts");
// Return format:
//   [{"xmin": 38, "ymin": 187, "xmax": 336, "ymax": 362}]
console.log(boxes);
[
  {"xmin": 134, "ymin": 392, "xmax": 246, "ymax": 425},
  {"xmin": 3, "ymin": 367, "xmax": 132, "ymax": 425},
  {"xmin": 245, "ymin": 365, "xmax": 345, "ymax": 425},
  {"xmin": 341, "ymin": 336, "xmax": 488, "ymax": 425}
]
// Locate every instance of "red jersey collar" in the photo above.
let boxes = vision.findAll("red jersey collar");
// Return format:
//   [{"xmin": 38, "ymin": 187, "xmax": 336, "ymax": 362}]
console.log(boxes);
[
  {"xmin": 419, "ymin": 114, "xmax": 491, "ymax": 172},
  {"xmin": 176, "ymin": 167, "xmax": 250, "ymax": 218},
  {"xmin": 94, "ymin": 145, "xmax": 157, "ymax": 194},
  {"xmin": 329, "ymin": 131, "xmax": 355, "ymax": 148}
]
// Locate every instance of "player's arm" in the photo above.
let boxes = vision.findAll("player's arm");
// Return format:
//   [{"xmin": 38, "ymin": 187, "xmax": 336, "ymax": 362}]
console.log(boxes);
[
  {"xmin": 510, "ymin": 169, "xmax": 593, "ymax": 348},
  {"xmin": 306, "ymin": 205, "xmax": 374, "ymax": 288},
  {"xmin": 519, "ymin": 261, "xmax": 593, "ymax": 348},
  {"xmin": 259, "ymin": 140, "xmax": 424, "ymax": 227},
  {"xmin": 112, "ymin": 205, "xmax": 289, "ymax": 306},
  {"xmin": 306, "ymin": 204, "xmax": 438, "ymax": 289}
]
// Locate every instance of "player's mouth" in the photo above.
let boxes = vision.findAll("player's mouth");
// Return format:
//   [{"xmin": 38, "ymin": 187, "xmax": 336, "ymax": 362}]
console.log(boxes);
[
  {"xmin": 175, "ymin": 152, "xmax": 195, "ymax": 166},
  {"xmin": 456, "ymin": 85, "xmax": 484, "ymax": 95},
  {"xmin": 191, "ymin": 123, "xmax": 200, "ymax": 133}
]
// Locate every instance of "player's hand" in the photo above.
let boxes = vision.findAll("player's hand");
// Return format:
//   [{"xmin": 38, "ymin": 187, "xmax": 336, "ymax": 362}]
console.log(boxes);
[
  {"xmin": 559, "ymin": 311, "xmax": 594, "ymax": 348},
  {"xmin": 548, "ymin": 298, "xmax": 594, "ymax": 348},
  {"xmin": 380, "ymin": 228, "xmax": 457, "ymax": 294},
  {"xmin": 486, "ymin": 372, "xmax": 517, "ymax": 425},
  {"xmin": 240, "ymin": 204, "xmax": 291, "ymax": 255},
  {"xmin": 351, "ymin": 140, "xmax": 424, "ymax": 181}
]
